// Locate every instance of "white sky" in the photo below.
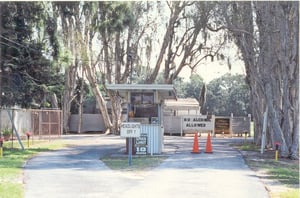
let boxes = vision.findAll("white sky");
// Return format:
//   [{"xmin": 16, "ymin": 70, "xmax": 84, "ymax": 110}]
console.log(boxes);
[
  {"xmin": 178, "ymin": 37, "xmax": 246, "ymax": 83},
  {"xmin": 180, "ymin": 58, "xmax": 246, "ymax": 83}
]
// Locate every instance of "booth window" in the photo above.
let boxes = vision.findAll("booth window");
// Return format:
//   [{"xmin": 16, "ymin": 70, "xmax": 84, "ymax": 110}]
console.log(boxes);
[
  {"xmin": 142, "ymin": 93, "xmax": 154, "ymax": 104},
  {"xmin": 131, "ymin": 92, "xmax": 154, "ymax": 104}
]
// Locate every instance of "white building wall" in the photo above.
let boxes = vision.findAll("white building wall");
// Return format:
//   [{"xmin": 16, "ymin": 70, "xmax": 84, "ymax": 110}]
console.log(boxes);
[
  {"xmin": 69, "ymin": 114, "xmax": 106, "ymax": 132},
  {"xmin": 163, "ymin": 116, "xmax": 181, "ymax": 135},
  {"xmin": 0, "ymin": 109, "xmax": 32, "ymax": 136}
]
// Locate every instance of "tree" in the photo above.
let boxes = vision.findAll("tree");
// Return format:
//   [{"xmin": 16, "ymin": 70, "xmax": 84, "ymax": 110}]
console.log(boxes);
[
  {"xmin": 53, "ymin": 2, "xmax": 82, "ymax": 133},
  {"xmin": 182, "ymin": 74, "xmax": 205, "ymax": 100},
  {"xmin": 144, "ymin": 1, "xmax": 228, "ymax": 84},
  {"xmin": 222, "ymin": 2, "xmax": 298, "ymax": 158},
  {"xmin": 95, "ymin": 1, "xmax": 142, "ymax": 134},
  {"xmin": 0, "ymin": 2, "xmax": 63, "ymax": 108},
  {"xmin": 202, "ymin": 74, "xmax": 250, "ymax": 116},
  {"xmin": 53, "ymin": 2, "xmax": 138, "ymax": 134},
  {"xmin": 177, "ymin": 74, "xmax": 250, "ymax": 116}
]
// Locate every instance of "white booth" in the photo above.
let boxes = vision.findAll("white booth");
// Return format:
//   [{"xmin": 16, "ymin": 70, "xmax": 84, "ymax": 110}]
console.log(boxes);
[{"xmin": 106, "ymin": 84, "xmax": 177, "ymax": 155}]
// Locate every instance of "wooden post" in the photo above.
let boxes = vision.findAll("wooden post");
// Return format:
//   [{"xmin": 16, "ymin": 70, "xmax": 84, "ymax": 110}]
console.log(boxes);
[{"xmin": 261, "ymin": 107, "xmax": 268, "ymax": 154}]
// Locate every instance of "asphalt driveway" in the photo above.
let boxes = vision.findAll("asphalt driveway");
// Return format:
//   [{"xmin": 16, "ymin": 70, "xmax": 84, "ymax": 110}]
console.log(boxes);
[{"xmin": 23, "ymin": 135, "xmax": 269, "ymax": 198}]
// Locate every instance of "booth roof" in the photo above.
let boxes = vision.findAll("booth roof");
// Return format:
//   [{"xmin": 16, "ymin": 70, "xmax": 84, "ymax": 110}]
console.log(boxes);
[
  {"xmin": 106, "ymin": 84, "xmax": 177, "ymax": 100},
  {"xmin": 164, "ymin": 98, "xmax": 200, "ymax": 110}
]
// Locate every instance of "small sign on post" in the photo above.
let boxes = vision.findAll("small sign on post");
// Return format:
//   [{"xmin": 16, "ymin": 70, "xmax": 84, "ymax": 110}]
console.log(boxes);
[
  {"xmin": 120, "ymin": 122, "xmax": 141, "ymax": 166},
  {"xmin": 120, "ymin": 122, "xmax": 141, "ymax": 138}
]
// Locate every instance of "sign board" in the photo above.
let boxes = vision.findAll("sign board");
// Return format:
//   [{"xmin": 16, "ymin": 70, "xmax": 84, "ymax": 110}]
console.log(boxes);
[
  {"xmin": 182, "ymin": 115, "xmax": 214, "ymax": 131},
  {"xmin": 215, "ymin": 117, "xmax": 230, "ymax": 134},
  {"xmin": 120, "ymin": 122, "xmax": 141, "ymax": 138},
  {"xmin": 135, "ymin": 135, "xmax": 147, "ymax": 155},
  {"xmin": 231, "ymin": 117, "xmax": 251, "ymax": 134}
]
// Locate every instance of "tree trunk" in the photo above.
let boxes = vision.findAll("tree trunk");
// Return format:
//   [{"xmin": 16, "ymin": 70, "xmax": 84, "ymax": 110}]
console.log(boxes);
[
  {"xmin": 255, "ymin": 2, "xmax": 298, "ymax": 158},
  {"xmin": 107, "ymin": 90, "xmax": 123, "ymax": 134},
  {"xmin": 86, "ymin": 57, "xmax": 112, "ymax": 133},
  {"xmin": 145, "ymin": 2, "xmax": 184, "ymax": 83},
  {"xmin": 265, "ymin": 82, "xmax": 289, "ymax": 156},
  {"xmin": 225, "ymin": 1, "xmax": 299, "ymax": 158},
  {"xmin": 62, "ymin": 65, "xmax": 77, "ymax": 133},
  {"xmin": 77, "ymin": 69, "xmax": 84, "ymax": 134},
  {"xmin": 251, "ymin": 84, "xmax": 265, "ymax": 145},
  {"xmin": 85, "ymin": 63, "xmax": 113, "ymax": 134},
  {"xmin": 49, "ymin": 92, "xmax": 58, "ymax": 108},
  {"xmin": 115, "ymin": 31, "xmax": 121, "ymax": 83}
]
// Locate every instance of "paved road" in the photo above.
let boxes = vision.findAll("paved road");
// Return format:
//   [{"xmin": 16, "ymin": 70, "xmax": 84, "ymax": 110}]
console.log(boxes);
[{"xmin": 24, "ymin": 135, "xmax": 269, "ymax": 198}]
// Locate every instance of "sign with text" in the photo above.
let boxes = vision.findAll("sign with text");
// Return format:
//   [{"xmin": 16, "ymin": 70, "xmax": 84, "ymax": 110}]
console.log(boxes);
[
  {"xmin": 136, "ymin": 135, "xmax": 147, "ymax": 155},
  {"xmin": 120, "ymin": 122, "xmax": 141, "ymax": 138},
  {"xmin": 182, "ymin": 115, "xmax": 214, "ymax": 131},
  {"xmin": 215, "ymin": 117, "xmax": 230, "ymax": 134}
]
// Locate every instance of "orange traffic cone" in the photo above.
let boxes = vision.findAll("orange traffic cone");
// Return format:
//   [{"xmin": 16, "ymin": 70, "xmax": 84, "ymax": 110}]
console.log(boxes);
[
  {"xmin": 205, "ymin": 132, "xmax": 213, "ymax": 153},
  {"xmin": 191, "ymin": 132, "xmax": 200, "ymax": 154}
]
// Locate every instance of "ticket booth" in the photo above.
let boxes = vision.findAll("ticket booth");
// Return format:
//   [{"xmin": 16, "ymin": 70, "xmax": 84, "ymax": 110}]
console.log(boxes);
[{"xmin": 106, "ymin": 84, "xmax": 177, "ymax": 155}]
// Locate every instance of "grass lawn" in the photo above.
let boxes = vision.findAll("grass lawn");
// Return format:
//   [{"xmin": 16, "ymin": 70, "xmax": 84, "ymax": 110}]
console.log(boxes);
[
  {"xmin": 101, "ymin": 155, "xmax": 167, "ymax": 171},
  {"xmin": 0, "ymin": 139, "xmax": 65, "ymax": 198},
  {"xmin": 235, "ymin": 142, "xmax": 299, "ymax": 198},
  {"xmin": 278, "ymin": 189, "xmax": 300, "ymax": 198}
]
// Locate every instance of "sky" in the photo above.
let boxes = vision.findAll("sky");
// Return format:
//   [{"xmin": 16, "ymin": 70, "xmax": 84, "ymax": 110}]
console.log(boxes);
[
  {"xmin": 178, "ymin": 38, "xmax": 246, "ymax": 83},
  {"xmin": 180, "ymin": 58, "xmax": 246, "ymax": 83}
]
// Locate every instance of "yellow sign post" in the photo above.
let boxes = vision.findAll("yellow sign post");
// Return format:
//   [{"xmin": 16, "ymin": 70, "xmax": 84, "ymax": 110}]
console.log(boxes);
[{"xmin": 26, "ymin": 132, "xmax": 32, "ymax": 149}]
